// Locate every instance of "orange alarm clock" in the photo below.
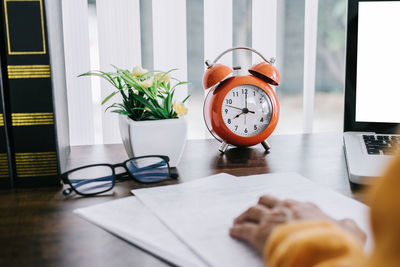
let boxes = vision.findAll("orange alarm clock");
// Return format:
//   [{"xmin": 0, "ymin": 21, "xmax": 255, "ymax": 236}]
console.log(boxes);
[{"xmin": 203, "ymin": 47, "xmax": 280, "ymax": 153}]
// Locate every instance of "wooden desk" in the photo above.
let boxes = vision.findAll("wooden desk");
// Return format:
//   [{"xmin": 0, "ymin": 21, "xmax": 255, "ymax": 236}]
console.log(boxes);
[{"xmin": 0, "ymin": 133, "xmax": 366, "ymax": 267}]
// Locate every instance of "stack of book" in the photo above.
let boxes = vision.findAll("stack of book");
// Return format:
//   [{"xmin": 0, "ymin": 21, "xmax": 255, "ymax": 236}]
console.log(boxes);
[
  {"xmin": 0, "ymin": 0, "xmax": 69, "ymax": 188},
  {"xmin": 0, "ymin": 68, "xmax": 13, "ymax": 188}
]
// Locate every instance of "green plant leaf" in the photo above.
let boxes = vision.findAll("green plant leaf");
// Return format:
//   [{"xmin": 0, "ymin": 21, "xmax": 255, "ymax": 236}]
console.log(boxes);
[
  {"xmin": 79, "ymin": 71, "xmax": 117, "ymax": 88},
  {"xmin": 105, "ymin": 102, "xmax": 123, "ymax": 113},
  {"xmin": 100, "ymin": 71, "xmax": 118, "ymax": 87},
  {"xmin": 111, "ymin": 110, "xmax": 131, "ymax": 115},
  {"xmin": 155, "ymin": 107, "xmax": 168, "ymax": 118},
  {"xmin": 167, "ymin": 91, "xmax": 173, "ymax": 113},
  {"xmin": 182, "ymin": 95, "xmax": 190, "ymax": 103},
  {"xmin": 116, "ymin": 76, "xmax": 123, "ymax": 89},
  {"xmin": 129, "ymin": 107, "xmax": 148, "ymax": 111},
  {"xmin": 102, "ymin": 91, "xmax": 119, "ymax": 105},
  {"xmin": 130, "ymin": 93, "xmax": 158, "ymax": 112},
  {"xmin": 171, "ymin": 81, "xmax": 189, "ymax": 92},
  {"xmin": 162, "ymin": 68, "xmax": 178, "ymax": 77},
  {"xmin": 164, "ymin": 93, "xmax": 170, "ymax": 113}
]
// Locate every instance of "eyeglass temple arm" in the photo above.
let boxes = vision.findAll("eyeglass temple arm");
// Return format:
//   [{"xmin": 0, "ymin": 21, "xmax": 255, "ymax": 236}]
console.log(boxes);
[
  {"xmin": 127, "ymin": 160, "xmax": 167, "ymax": 173},
  {"xmin": 68, "ymin": 176, "xmax": 113, "ymax": 189}
]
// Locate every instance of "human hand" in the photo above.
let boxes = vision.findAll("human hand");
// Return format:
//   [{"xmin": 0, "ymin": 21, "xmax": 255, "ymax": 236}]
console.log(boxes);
[{"xmin": 229, "ymin": 195, "xmax": 366, "ymax": 253}]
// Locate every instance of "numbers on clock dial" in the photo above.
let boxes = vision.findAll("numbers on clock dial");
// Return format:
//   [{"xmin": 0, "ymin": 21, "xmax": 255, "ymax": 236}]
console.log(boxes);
[{"xmin": 221, "ymin": 84, "xmax": 273, "ymax": 137}]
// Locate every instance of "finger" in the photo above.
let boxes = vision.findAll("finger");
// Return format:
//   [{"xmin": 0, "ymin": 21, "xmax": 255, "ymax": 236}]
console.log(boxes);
[
  {"xmin": 337, "ymin": 219, "xmax": 367, "ymax": 245},
  {"xmin": 270, "ymin": 206, "xmax": 294, "ymax": 222},
  {"xmin": 234, "ymin": 205, "xmax": 269, "ymax": 224},
  {"xmin": 258, "ymin": 195, "xmax": 280, "ymax": 208},
  {"xmin": 281, "ymin": 199, "xmax": 298, "ymax": 207},
  {"xmin": 303, "ymin": 201, "xmax": 318, "ymax": 208},
  {"xmin": 229, "ymin": 222, "xmax": 257, "ymax": 242}
]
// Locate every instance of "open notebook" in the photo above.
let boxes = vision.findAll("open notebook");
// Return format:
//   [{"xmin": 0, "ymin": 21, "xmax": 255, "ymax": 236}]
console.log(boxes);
[{"xmin": 75, "ymin": 173, "xmax": 371, "ymax": 267}]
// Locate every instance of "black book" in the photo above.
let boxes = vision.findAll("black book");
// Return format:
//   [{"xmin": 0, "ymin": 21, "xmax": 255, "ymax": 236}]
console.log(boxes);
[
  {"xmin": 0, "ymin": 0, "xmax": 69, "ymax": 187},
  {"xmin": 0, "ymin": 50, "xmax": 14, "ymax": 188},
  {"xmin": 0, "ymin": 110, "xmax": 11, "ymax": 188}
]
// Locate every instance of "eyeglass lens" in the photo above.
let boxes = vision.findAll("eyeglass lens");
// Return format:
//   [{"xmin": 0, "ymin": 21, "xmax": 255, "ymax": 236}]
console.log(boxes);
[
  {"xmin": 67, "ymin": 165, "xmax": 114, "ymax": 195},
  {"xmin": 125, "ymin": 157, "xmax": 169, "ymax": 183}
]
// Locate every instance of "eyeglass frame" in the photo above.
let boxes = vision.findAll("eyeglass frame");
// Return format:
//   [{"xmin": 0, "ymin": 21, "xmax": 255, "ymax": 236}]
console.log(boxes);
[{"xmin": 60, "ymin": 155, "xmax": 172, "ymax": 196}]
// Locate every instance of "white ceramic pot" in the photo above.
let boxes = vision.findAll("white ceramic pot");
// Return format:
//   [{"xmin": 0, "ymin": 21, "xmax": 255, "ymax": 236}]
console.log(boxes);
[{"xmin": 118, "ymin": 115, "xmax": 187, "ymax": 167}]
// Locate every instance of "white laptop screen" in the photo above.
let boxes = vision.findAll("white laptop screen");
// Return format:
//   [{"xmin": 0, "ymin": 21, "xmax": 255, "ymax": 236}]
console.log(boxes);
[{"xmin": 356, "ymin": 1, "xmax": 400, "ymax": 123}]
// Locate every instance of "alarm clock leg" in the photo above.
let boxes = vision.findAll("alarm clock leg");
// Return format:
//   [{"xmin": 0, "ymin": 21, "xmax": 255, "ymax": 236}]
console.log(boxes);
[
  {"xmin": 219, "ymin": 142, "xmax": 229, "ymax": 153},
  {"xmin": 261, "ymin": 141, "xmax": 271, "ymax": 151}
]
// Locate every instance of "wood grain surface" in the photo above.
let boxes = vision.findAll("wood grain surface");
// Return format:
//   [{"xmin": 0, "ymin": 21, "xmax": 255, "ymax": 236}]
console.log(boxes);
[{"xmin": 0, "ymin": 133, "xmax": 369, "ymax": 267}]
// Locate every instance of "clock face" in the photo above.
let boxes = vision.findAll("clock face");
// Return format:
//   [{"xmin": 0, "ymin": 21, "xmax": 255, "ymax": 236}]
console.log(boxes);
[{"xmin": 221, "ymin": 84, "xmax": 273, "ymax": 137}]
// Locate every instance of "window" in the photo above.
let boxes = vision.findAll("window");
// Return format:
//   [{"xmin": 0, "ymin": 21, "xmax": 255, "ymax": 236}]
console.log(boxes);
[{"xmin": 63, "ymin": 0, "xmax": 347, "ymax": 145}]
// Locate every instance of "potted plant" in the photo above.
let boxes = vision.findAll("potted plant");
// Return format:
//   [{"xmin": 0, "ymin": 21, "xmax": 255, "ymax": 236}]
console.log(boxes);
[{"xmin": 80, "ymin": 66, "xmax": 189, "ymax": 167}]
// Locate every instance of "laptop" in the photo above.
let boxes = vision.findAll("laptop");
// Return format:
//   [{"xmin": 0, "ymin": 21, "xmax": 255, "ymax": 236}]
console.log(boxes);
[{"xmin": 344, "ymin": 0, "xmax": 400, "ymax": 184}]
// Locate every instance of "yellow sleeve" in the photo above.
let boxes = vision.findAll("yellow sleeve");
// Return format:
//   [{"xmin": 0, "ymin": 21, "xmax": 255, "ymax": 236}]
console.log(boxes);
[
  {"xmin": 264, "ymin": 221, "xmax": 366, "ymax": 267},
  {"xmin": 263, "ymin": 153, "xmax": 400, "ymax": 267},
  {"xmin": 366, "ymin": 153, "xmax": 400, "ymax": 267}
]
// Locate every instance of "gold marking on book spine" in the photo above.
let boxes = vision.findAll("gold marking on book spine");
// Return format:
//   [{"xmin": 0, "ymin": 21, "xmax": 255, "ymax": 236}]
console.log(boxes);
[
  {"xmin": 4, "ymin": 0, "xmax": 46, "ymax": 55},
  {"xmin": 7, "ymin": 65, "xmax": 51, "ymax": 79},
  {"xmin": 12, "ymin": 112, "xmax": 54, "ymax": 126},
  {"xmin": 16, "ymin": 162, "xmax": 57, "ymax": 167},
  {"xmin": 0, "ymin": 114, "xmax": 4, "ymax": 126},
  {"xmin": 15, "ymin": 159, "xmax": 56, "ymax": 163},
  {"xmin": 18, "ymin": 173, "xmax": 58, "ymax": 178},
  {"xmin": 15, "ymin": 151, "xmax": 56, "ymax": 156},
  {"xmin": 0, "ymin": 153, "xmax": 9, "ymax": 178},
  {"xmin": 18, "ymin": 167, "xmax": 57, "ymax": 172},
  {"xmin": 15, "ymin": 152, "xmax": 58, "ymax": 177}
]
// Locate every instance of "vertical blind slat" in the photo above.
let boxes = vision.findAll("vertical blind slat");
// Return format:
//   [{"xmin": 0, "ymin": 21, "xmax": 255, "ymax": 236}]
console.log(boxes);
[
  {"xmin": 203, "ymin": 0, "xmax": 232, "ymax": 139},
  {"xmin": 62, "ymin": 0, "xmax": 94, "ymax": 146},
  {"xmin": 252, "ymin": 0, "xmax": 278, "ymax": 63},
  {"xmin": 96, "ymin": 0, "xmax": 142, "ymax": 144},
  {"xmin": 152, "ymin": 0, "xmax": 188, "ymax": 102},
  {"xmin": 204, "ymin": 0, "xmax": 233, "ymax": 66},
  {"xmin": 303, "ymin": 0, "xmax": 319, "ymax": 133}
]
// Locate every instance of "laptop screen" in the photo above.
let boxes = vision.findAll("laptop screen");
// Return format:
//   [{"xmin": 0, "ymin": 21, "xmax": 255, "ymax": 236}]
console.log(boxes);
[{"xmin": 356, "ymin": 1, "xmax": 400, "ymax": 123}]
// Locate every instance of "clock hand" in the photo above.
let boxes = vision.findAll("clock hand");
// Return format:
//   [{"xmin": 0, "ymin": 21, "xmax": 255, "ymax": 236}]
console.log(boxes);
[
  {"xmin": 233, "ymin": 111, "xmax": 244, "ymax": 119},
  {"xmin": 232, "ymin": 108, "xmax": 255, "ymax": 119},
  {"xmin": 225, "ymin": 105, "xmax": 242, "ymax": 111},
  {"xmin": 245, "ymin": 92, "xmax": 248, "ymax": 109},
  {"xmin": 244, "ymin": 101, "xmax": 247, "ymax": 124}
]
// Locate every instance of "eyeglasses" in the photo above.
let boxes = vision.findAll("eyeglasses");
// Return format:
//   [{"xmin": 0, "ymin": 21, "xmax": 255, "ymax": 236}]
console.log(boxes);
[{"xmin": 60, "ymin": 155, "xmax": 173, "ymax": 196}]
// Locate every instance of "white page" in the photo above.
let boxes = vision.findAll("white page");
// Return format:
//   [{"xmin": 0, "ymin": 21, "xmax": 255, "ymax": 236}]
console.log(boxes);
[
  {"xmin": 74, "ymin": 196, "xmax": 207, "ymax": 267},
  {"xmin": 133, "ymin": 173, "xmax": 372, "ymax": 267}
]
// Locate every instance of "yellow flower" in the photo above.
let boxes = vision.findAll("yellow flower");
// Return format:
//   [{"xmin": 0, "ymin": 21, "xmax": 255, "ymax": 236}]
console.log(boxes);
[
  {"xmin": 155, "ymin": 73, "xmax": 170, "ymax": 83},
  {"xmin": 132, "ymin": 66, "xmax": 147, "ymax": 77},
  {"xmin": 141, "ymin": 77, "xmax": 153, "ymax": 88},
  {"xmin": 173, "ymin": 101, "xmax": 188, "ymax": 117},
  {"xmin": 161, "ymin": 73, "xmax": 171, "ymax": 83}
]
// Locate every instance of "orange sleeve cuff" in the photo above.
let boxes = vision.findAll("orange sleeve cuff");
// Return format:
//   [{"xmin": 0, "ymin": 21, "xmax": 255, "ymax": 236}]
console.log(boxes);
[{"xmin": 264, "ymin": 221, "xmax": 366, "ymax": 267}]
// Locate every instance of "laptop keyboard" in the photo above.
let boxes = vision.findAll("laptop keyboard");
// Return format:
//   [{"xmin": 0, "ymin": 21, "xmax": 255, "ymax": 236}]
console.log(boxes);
[{"xmin": 363, "ymin": 135, "xmax": 400, "ymax": 155}]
